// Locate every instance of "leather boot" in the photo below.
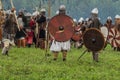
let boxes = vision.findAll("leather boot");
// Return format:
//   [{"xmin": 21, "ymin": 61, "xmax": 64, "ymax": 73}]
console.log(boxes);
[
  {"xmin": 21, "ymin": 39, "xmax": 26, "ymax": 47},
  {"xmin": 17, "ymin": 40, "xmax": 21, "ymax": 48},
  {"xmin": 53, "ymin": 51, "xmax": 58, "ymax": 61},
  {"xmin": 92, "ymin": 52, "xmax": 99, "ymax": 62},
  {"xmin": 62, "ymin": 50, "xmax": 67, "ymax": 61}
]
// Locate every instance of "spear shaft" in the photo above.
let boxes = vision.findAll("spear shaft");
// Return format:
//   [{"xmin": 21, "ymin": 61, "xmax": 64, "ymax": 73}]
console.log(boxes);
[
  {"xmin": 45, "ymin": 0, "xmax": 51, "ymax": 56},
  {"xmin": 10, "ymin": 0, "xmax": 20, "ymax": 31}
]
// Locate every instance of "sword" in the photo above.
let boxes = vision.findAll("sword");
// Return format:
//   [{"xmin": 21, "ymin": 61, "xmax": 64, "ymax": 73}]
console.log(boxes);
[{"xmin": 78, "ymin": 49, "xmax": 88, "ymax": 61}]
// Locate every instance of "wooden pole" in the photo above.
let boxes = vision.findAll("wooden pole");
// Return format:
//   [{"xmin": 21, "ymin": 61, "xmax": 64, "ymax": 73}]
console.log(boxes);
[
  {"xmin": 0, "ymin": 0, "xmax": 3, "ymax": 9},
  {"xmin": 10, "ymin": 0, "xmax": 20, "ymax": 31},
  {"xmin": 45, "ymin": 0, "xmax": 51, "ymax": 56},
  {"xmin": 48, "ymin": 0, "xmax": 51, "ymax": 18}
]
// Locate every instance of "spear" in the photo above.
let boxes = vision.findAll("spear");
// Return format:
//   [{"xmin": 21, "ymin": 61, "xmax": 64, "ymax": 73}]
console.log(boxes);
[
  {"xmin": 39, "ymin": 0, "xmax": 41, "ymax": 9},
  {"xmin": 45, "ymin": 0, "xmax": 51, "ymax": 57},
  {"xmin": 48, "ymin": 0, "xmax": 51, "ymax": 18},
  {"xmin": 10, "ymin": 0, "xmax": 20, "ymax": 31},
  {"xmin": 0, "ymin": 0, "xmax": 3, "ymax": 9},
  {"xmin": 0, "ymin": 0, "xmax": 5, "ymax": 26}
]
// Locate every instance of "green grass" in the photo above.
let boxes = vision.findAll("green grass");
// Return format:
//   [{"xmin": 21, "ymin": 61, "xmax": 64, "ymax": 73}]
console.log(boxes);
[{"xmin": 0, "ymin": 45, "xmax": 120, "ymax": 80}]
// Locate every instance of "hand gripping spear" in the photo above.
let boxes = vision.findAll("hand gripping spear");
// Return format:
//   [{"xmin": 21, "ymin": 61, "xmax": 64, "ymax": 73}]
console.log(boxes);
[{"xmin": 10, "ymin": 0, "xmax": 20, "ymax": 31}]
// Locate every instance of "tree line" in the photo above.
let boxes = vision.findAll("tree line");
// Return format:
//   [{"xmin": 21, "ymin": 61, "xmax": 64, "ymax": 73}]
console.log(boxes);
[{"xmin": 2, "ymin": 0, "xmax": 120, "ymax": 23}]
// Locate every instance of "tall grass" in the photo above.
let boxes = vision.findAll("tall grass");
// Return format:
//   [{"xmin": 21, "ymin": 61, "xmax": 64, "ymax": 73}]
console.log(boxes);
[{"xmin": 0, "ymin": 45, "xmax": 120, "ymax": 80}]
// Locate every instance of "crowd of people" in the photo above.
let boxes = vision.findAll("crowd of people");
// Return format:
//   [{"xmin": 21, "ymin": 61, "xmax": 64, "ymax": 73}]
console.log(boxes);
[
  {"xmin": 0, "ymin": 4, "xmax": 120, "ymax": 62},
  {"xmin": 0, "ymin": 7, "xmax": 47, "ymax": 55}
]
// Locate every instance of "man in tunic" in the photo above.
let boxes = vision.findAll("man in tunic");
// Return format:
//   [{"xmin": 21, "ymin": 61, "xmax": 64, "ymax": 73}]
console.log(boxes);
[
  {"xmin": 2, "ymin": 9, "xmax": 16, "ymax": 55},
  {"xmin": 50, "ymin": 5, "xmax": 71, "ymax": 61},
  {"xmin": 88, "ymin": 8, "xmax": 102, "ymax": 62},
  {"xmin": 114, "ymin": 15, "xmax": 120, "ymax": 51},
  {"xmin": 15, "ymin": 11, "xmax": 26, "ymax": 48},
  {"xmin": 36, "ymin": 8, "xmax": 46, "ymax": 49}
]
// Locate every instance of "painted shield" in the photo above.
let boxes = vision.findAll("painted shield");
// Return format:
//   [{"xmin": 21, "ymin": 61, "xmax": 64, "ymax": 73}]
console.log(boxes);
[
  {"xmin": 83, "ymin": 28, "xmax": 105, "ymax": 52},
  {"xmin": 108, "ymin": 28, "xmax": 120, "ymax": 47},
  {"xmin": 48, "ymin": 14, "xmax": 74, "ymax": 42},
  {"xmin": 72, "ymin": 26, "xmax": 82, "ymax": 41},
  {"xmin": 71, "ymin": 32, "xmax": 82, "ymax": 41}
]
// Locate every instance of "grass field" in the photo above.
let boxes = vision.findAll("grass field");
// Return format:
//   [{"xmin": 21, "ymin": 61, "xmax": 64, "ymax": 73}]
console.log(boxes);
[{"xmin": 0, "ymin": 45, "xmax": 120, "ymax": 80}]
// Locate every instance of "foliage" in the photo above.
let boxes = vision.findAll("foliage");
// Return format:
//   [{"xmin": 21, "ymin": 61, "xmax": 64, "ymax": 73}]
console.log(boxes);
[{"xmin": 0, "ymin": 45, "xmax": 120, "ymax": 80}]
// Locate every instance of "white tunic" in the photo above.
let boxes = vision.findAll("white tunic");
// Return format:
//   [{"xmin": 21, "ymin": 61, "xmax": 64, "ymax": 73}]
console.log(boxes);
[
  {"xmin": 18, "ymin": 17, "xmax": 24, "ymax": 27},
  {"xmin": 50, "ymin": 40, "xmax": 70, "ymax": 52}
]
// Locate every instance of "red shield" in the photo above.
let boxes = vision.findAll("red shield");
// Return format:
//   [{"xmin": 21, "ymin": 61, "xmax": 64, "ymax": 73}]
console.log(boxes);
[{"xmin": 48, "ymin": 14, "xmax": 74, "ymax": 42}]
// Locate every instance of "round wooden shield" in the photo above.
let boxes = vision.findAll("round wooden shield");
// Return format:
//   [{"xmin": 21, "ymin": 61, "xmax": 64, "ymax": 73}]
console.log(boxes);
[
  {"xmin": 71, "ymin": 32, "xmax": 82, "ymax": 41},
  {"xmin": 108, "ymin": 28, "xmax": 120, "ymax": 47},
  {"xmin": 100, "ymin": 26, "xmax": 108, "ymax": 41},
  {"xmin": 48, "ymin": 14, "xmax": 74, "ymax": 42},
  {"xmin": 83, "ymin": 28, "xmax": 105, "ymax": 52},
  {"xmin": 72, "ymin": 26, "xmax": 82, "ymax": 41}
]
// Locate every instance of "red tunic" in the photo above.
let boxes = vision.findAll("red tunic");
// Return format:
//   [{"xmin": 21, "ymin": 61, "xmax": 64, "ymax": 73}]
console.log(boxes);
[
  {"xmin": 29, "ymin": 19, "xmax": 36, "ymax": 29},
  {"xmin": 26, "ymin": 30, "xmax": 34, "ymax": 44}
]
